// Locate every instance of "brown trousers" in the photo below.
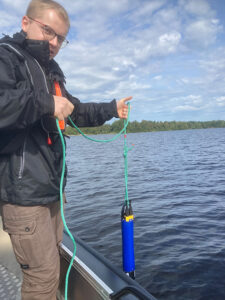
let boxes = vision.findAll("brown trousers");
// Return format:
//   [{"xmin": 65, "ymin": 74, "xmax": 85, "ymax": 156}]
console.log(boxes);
[{"xmin": 1, "ymin": 200, "xmax": 64, "ymax": 300}]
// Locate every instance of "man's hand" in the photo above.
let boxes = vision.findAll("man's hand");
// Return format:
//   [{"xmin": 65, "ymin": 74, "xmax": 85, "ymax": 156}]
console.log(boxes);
[
  {"xmin": 117, "ymin": 96, "xmax": 132, "ymax": 119},
  {"xmin": 53, "ymin": 95, "xmax": 74, "ymax": 120}
]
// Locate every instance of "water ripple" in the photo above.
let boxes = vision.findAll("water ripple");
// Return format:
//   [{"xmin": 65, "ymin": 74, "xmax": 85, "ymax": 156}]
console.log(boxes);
[{"xmin": 65, "ymin": 128, "xmax": 225, "ymax": 300}]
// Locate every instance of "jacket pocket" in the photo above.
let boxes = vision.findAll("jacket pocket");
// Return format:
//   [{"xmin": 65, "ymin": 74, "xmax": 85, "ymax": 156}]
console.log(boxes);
[{"xmin": 4, "ymin": 218, "xmax": 43, "ymax": 268}]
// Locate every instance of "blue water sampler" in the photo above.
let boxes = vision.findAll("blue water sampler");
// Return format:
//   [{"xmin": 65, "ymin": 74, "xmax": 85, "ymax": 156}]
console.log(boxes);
[{"xmin": 121, "ymin": 204, "xmax": 135, "ymax": 279}]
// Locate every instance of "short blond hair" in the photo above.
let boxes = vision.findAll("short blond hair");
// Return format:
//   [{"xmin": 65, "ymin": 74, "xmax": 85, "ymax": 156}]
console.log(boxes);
[{"xmin": 26, "ymin": 0, "xmax": 70, "ymax": 30}]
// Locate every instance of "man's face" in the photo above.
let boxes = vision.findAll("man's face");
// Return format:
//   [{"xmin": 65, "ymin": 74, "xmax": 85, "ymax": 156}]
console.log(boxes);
[{"xmin": 22, "ymin": 9, "xmax": 68, "ymax": 59}]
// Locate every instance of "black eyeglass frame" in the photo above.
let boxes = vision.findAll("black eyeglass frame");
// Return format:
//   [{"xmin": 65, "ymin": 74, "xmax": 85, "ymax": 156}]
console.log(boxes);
[{"xmin": 28, "ymin": 16, "xmax": 69, "ymax": 48}]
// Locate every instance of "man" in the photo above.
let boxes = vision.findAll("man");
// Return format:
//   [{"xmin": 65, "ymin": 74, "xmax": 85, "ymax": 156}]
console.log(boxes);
[{"xmin": 0, "ymin": 0, "xmax": 132, "ymax": 299}]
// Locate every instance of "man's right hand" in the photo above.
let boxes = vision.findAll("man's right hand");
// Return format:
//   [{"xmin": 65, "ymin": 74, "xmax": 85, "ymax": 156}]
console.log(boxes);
[{"xmin": 53, "ymin": 95, "xmax": 74, "ymax": 120}]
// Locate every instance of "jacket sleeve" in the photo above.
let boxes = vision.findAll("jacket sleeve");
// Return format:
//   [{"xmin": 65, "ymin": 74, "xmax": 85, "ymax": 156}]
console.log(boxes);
[
  {"xmin": 66, "ymin": 90, "xmax": 119, "ymax": 127},
  {"xmin": 0, "ymin": 47, "xmax": 54, "ymax": 131}
]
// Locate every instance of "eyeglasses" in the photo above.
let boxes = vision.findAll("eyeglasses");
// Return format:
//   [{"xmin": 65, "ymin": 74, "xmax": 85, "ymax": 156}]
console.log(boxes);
[{"xmin": 28, "ymin": 17, "xmax": 69, "ymax": 48}]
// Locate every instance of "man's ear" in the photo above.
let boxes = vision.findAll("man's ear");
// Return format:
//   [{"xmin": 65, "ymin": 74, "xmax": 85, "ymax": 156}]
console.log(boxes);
[{"xmin": 21, "ymin": 16, "xmax": 30, "ymax": 33}]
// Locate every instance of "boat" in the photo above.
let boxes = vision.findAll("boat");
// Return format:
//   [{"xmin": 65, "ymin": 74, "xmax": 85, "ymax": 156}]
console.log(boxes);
[{"xmin": 0, "ymin": 215, "xmax": 156, "ymax": 300}]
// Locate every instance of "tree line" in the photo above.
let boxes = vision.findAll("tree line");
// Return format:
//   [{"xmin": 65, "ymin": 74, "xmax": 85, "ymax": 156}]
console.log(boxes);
[{"xmin": 65, "ymin": 120, "xmax": 225, "ymax": 136}]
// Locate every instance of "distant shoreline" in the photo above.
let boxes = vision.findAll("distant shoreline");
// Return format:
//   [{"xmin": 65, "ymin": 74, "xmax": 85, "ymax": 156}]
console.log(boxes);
[{"xmin": 65, "ymin": 120, "xmax": 225, "ymax": 136}]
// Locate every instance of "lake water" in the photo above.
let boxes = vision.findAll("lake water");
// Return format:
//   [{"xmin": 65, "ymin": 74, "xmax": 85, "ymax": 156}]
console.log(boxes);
[{"xmin": 65, "ymin": 128, "xmax": 225, "ymax": 300}]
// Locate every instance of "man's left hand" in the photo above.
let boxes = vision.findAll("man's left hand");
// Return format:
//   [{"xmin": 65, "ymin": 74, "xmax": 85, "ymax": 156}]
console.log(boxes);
[{"xmin": 117, "ymin": 96, "xmax": 132, "ymax": 119}]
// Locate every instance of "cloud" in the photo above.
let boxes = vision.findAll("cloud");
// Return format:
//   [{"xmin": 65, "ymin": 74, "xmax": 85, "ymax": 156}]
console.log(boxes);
[
  {"xmin": 216, "ymin": 96, "xmax": 225, "ymax": 107},
  {"xmin": 200, "ymin": 50, "xmax": 225, "ymax": 75},
  {"xmin": 171, "ymin": 95, "xmax": 203, "ymax": 112},
  {"xmin": 59, "ymin": 0, "xmax": 130, "ymax": 16},
  {"xmin": 158, "ymin": 32, "xmax": 181, "ymax": 54},
  {"xmin": 1, "ymin": 0, "xmax": 28, "ymax": 14},
  {"xmin": 128, "ymin": 0, "xmax": 166, "ymax": 22},
  {"xmin": 58, "ymin": 0, "xmax": 132, "ymax": 42},
  {"xmin": 186, "ymin": 95, "xmax": 202, "ymax": 105},
  {"xmin": 180, "ymin": 0, "xmax": 213, "ymax": 17},
  {"xmin": 57, "ymin": 0, "xmax": 225, "ymax": 121},
  {"xmin": 0, "ymin": 11, "xmax": 20, "ymax": 28},
  {"xmin": 154, "ymin": 75, "xmax": 163, "ymax": 81},
  {"xmin": 0, "ymin": 0, "xmax": 224, "ymax": 121},
  {"xmin": 185, "ymin": 19, "xmax": 222, "ymax": 48},
  {"xmin": 0, "ymin": 0, "xmax": 26, "ymax": 35},
  {"xmin": 173, "ymin": 105, "xmax": 201, "ymax": 112}
]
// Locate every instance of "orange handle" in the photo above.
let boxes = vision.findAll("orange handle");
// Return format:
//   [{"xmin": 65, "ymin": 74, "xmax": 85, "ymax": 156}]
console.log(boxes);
[{"xmin": 54, "ymin": 81, "xmax": 65, "ymax": 130}]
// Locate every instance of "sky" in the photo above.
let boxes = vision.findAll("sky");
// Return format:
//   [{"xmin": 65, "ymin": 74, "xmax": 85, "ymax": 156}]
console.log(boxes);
[{"xmin": 1, "ymin": 0, "xmax": 225, "ymax": 122}]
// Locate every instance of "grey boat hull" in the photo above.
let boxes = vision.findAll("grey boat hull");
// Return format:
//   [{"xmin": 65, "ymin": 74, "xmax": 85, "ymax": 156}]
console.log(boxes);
[
  {"xmin": 58, "ymin": 233, "xmax": 156, "ymax": 300},
  {"xmin": 0, "ymin": 216, "xmax": 156, "ymax": 300}
]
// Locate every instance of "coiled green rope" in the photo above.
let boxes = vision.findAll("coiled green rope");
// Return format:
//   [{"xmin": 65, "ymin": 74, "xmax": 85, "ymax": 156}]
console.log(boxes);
[{"xmin": 56, "ymin": 102, "xmax": 131, "ymax": 300}]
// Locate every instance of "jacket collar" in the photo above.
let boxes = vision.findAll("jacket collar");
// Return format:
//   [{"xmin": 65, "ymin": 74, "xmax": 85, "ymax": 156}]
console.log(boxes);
[{"xmin": 1, "ymin": 31, "xmax": 65, "ymax": 82}]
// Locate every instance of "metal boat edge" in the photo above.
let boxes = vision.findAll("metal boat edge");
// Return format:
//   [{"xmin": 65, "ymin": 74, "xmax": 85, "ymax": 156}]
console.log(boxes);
[
  {"xmin": 0, "ymin": 216, "xmax": 156, "ymax": 300},
  {"xmin": 58, "ymin": 232, "xmax": 157, "ymax": 299}
]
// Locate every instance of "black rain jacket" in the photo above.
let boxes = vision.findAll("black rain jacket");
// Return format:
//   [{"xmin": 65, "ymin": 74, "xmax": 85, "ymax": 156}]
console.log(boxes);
[{"xmin": 0, "ymin": 32, "xmax": 118, "ymax": 206}]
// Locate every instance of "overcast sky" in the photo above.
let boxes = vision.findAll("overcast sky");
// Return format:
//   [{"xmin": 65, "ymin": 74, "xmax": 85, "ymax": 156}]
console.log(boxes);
[{"xmin": 1, "ymin": 0, "xmax": 225, "ymax": 122}]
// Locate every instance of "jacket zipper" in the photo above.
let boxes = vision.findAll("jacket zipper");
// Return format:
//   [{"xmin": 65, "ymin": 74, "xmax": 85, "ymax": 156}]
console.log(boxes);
[
  {"xmin": 18, "ymin": 134, "xmax": 28, "ymax": 180},
  {"xmin": 17, "ymin": 58, "xmax": 49, "ymax": 180},
  {"xmin": 33, "ymin": 58, "xmax": 50, "ymax": 93}
]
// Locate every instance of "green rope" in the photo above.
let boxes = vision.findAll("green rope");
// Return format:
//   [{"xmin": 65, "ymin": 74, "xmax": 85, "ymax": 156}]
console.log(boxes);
[
  {"xmin": 123, "ymin": 125, "xmax": 129, "ymax": 208},
  {"xmin": 56, "ymin": 103, "xmax": 131, "ymax": 300},
  {"xmin": 56, "ymin": 120, "xmax": 76, "ymax": 300},
  {"xmin": 67, "ymin": 103, "xmax": 130, "ymax": 143},
  {"xmin": 68, "ymin": 103, "xmax": 131, "ymax": 207}
]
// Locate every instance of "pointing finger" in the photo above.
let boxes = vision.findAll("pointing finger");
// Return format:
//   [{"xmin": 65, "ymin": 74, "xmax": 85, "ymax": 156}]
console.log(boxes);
[{"xmin": 121, "ymin": 96, "xmax": 132, "ymax": 103}]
